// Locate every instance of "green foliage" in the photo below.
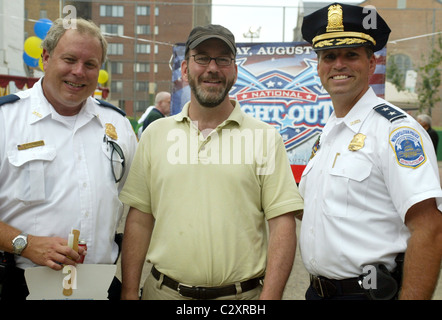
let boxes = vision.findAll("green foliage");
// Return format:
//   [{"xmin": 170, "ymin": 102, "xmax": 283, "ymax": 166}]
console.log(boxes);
[
  {"xmin": 386, "ymin": 58, "xmax": 405, "ymax": 92},
  {"xmin": 417, "ymin": 36, "xmax": 442, "ymax": 114}
]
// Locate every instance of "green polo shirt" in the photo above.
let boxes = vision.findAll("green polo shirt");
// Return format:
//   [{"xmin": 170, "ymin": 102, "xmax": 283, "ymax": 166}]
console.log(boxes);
[{"xmin": 119, "ymin": 100, "xmax": 303, "ymax": 286}]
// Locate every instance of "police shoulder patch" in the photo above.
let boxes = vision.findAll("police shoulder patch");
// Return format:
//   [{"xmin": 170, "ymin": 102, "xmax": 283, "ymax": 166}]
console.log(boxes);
[
  {"xmin": 95, "ymin": 99, "xmax": 126, "ymax": 117},
  {"xmin": 0, "ymin": 94, "xmax": 20, "ymax": 107},
  {"xmin": 373, "ymin": 104, "xmax": 406, "ymax": 122},
  {"xmin": 389, "ymin": 126, "xmax": 426, "ymax": 169}
]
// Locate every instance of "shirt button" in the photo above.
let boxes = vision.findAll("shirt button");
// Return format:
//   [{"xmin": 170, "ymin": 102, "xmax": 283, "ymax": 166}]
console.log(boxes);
[{"xmin": 83, "ymin": 182, "xmax": 87, "ymax": 188}]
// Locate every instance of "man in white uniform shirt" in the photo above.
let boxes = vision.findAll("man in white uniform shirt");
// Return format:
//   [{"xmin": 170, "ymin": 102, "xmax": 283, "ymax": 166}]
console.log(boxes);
[
  {"xmin": 299, "ymin": 3, "xmax": 442, "ymax": 300},
  {"xmin": 0, "ymin": 18, "xmax": 137, "ymax": 300}
]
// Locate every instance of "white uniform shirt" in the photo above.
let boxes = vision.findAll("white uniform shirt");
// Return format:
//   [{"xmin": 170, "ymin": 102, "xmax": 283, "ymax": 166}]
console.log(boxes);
[
  {"xmin": 299, "ymin": 88, "xmax": 442, "ymax": 279},
  {"xmin": 0, "ymin": 79, "xmax": 137, "ymax": 268}
]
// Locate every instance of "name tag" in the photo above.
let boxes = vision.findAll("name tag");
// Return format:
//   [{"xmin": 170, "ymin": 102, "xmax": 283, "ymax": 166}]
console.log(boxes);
[{"xmin": 17, "ymin": 140, "xmax": 45, "ymax": 151}]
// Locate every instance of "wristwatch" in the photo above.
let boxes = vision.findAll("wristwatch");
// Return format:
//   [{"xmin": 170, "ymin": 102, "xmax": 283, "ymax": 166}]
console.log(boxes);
[{"xmin": 12, "ymin": 233, "xmax": 28, "ymax": 255}]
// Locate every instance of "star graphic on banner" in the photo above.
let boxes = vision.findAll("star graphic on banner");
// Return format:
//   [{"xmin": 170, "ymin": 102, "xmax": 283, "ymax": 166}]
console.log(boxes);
[
  {"xmin": 266, "ymin": 80, "xmax": 275, "ymax": 88},
  {"xmin": 279, "ymin": 115, "xmax": 295, "ymax": 130}
]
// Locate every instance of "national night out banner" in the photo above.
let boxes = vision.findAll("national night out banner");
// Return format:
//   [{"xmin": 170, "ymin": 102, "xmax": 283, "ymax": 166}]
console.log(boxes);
[{"xmin": 171, "ymin": 42, "xmax": 387, "ymax": 182}]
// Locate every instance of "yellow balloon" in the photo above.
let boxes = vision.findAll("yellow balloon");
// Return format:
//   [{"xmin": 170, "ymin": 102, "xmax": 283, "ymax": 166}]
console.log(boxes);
[
  {"xmin": 24, "ymin": 36, "xmax": 43, "ymax": 59},
  {"xmin": 98, "ymin": 69, "xmax": 109, "ymax": 84}
]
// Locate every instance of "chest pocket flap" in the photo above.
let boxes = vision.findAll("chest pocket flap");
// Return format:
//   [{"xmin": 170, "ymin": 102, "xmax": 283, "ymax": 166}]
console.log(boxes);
[
  {"xmin": 330, "ymin": 157, "xmax": 372, "ymax": 182},
  {"xmin": 7, "ymin": 146, "xmax": 56, "ymax": 203}
]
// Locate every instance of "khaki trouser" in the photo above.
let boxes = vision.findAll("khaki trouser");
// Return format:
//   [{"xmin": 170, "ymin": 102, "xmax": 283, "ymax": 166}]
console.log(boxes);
[{"xmin": 141, "ymin": 272, "xmax": 263, "ymax": 300}]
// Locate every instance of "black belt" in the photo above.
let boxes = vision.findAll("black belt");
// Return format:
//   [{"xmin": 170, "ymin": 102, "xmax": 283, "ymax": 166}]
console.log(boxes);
[
  {"xmin": 310, "ymin": 274, "xmax": 366, "ymax": 298},
  {"xmin": 151, "ymin": 266, "xmax": 262, "ymax": 299}
]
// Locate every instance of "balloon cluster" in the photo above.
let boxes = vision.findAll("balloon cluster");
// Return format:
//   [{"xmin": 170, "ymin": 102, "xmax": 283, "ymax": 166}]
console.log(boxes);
[{"xmin": 23, "ymin": 18, "xmax": 52, "ymax": 70}]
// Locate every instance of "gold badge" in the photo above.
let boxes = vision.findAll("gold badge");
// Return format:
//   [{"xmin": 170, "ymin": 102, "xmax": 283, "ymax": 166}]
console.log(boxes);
[
  {"xmin": 105, "ymin": 123, "xmax": 118, "ymax": 140},
  {"xmin": 326, "ymin": 4, "xmax": 344, "ymax": 32},
  {"xmin": 348, "ymin": 133, "xmax": 366, "ymax": 151},
  {"xmin": 17, "ymin": 140, "xmax": 45, "ymax": 150}
]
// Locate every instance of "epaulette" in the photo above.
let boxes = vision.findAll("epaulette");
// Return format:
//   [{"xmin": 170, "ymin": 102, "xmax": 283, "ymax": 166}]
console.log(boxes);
[
  {"xmin": 373, "ymin": 103, "xmax": 406, "ymax": 122},
  {"xmin": 0, "ymin": 94, "xmax": 20, "ymax": 107},
  {"xmin": 96, "ymin": 99, "xmax": 126, "ymax": 117}
]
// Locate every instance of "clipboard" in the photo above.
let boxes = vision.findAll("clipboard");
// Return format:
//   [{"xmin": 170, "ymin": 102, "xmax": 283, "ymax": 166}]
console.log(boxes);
[{"xmin": 25, "ymin": 264, "xmax": 117, "ymax": 300}]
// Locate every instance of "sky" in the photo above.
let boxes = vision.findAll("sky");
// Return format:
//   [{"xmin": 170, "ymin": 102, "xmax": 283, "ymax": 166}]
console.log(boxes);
[{"xmin": 211, "ymin": 0, "xmax": 363, "ymax": 43}]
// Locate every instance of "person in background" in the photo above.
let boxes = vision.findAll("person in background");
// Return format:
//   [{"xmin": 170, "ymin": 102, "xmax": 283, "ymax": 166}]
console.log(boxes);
[
  {"xmin": 0, "ymin": 18, "xmax": 137, "ymax": 300},
  {"xmin": 141, "ymin": 91, "xmax": 171, "ymax": 132},
  {"xmin": 417, "ymin": 114, "xmax": 439, "ymax": 153},
  {"xmin": 119, "ymin": 24, "xmax": 303, "ymax": 300},
  {"xmin": 299, "ymin": 2, "xmax": 442, "ymax": 300},
  {"xmin": 136, "ymin": 91, "xmax": 171, "ymax": 140}
]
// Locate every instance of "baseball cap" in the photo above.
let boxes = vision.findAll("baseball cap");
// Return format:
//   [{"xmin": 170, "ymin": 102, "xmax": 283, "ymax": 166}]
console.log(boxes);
[{"xmin": 185, "ymin": 24, "xmax": 236, "ymax": 56}]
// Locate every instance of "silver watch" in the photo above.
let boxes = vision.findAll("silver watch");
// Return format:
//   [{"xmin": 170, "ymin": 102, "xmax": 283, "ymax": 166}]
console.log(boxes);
[{"xmin": 12, "ymin": 233, "xmax": 28, "ymax": 255}]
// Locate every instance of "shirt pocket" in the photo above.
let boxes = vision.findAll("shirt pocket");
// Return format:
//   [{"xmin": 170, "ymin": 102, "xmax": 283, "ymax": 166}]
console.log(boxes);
[
  {"xmin": 7, "ymin": 146, "xmax": 56, "ymax": 204},
  {"xmin": 322, "ymin": 157, "xmax": 372, "ymax": 217}
]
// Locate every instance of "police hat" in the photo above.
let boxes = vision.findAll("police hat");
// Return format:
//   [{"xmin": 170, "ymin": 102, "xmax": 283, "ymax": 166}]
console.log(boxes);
[
  {"xmin": 185, "ymin": 24, "xmax": 237, "ymax": 56},
  {"xmin": 302, "ymin": 2, "xmax": 391, "ymax": 52}
]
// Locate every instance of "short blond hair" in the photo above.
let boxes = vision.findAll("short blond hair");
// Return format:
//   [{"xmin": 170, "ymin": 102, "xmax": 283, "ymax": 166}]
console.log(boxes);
[{"xmin": 42, "ymin": 18, "xmax": 107, "ymax": 63}]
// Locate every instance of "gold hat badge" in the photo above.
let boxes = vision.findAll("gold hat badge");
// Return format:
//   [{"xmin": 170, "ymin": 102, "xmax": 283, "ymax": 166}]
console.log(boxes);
[
  {"xmin": 105, "ymin": 123, "xmax": 118, "ymax": 140},
  {"xmin": 326, "ymin": 4, "xmax": 344, "ymax": 32}
]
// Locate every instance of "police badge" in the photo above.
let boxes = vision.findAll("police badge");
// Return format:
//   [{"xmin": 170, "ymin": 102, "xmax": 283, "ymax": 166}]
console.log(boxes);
[
  {"xmin": 348, "ymin": 133, "xmax": 366, "ymax": 151},
  {"xmin": 105, "ymin": 123, "xmax": 118, "ymax": 140}
]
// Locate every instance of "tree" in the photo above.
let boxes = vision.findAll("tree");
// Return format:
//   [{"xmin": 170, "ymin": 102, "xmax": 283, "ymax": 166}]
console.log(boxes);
[
  {"xmin": 417, "ymin": 36, "xmax": 442, "ymax": 115},
  {"xmin": 386, "ymin": 57, "xmax": 405, "ymax": 92}
]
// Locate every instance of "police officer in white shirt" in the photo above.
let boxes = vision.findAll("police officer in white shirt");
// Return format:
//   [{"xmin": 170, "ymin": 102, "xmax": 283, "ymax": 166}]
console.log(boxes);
[
  {"xmin": 0, "ymin": 18, "xmax": 137, "ymax": 300},
  {"xmin": 299, "ymin": 3, "xmax": 442, "ymax": 300}
]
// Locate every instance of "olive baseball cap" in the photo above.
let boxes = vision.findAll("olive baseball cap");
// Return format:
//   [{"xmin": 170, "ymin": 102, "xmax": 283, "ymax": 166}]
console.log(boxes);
[{"xmin": 185, "ymin": 24, "xmax": 237, "ymax": 56}]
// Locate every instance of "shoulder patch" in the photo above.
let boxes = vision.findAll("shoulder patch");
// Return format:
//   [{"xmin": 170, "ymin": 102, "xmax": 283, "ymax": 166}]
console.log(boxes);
[
  {"xmin": 373, "ymin": 104, "xmax": 406, "ymax": 122},
  {"xmin": 96, "ymin": 99, "xmax": 126, "ymax": 117},
  {"xmin": 389, "ymin": 126, "xmax": 426, "ymax": 169},
  {"xmin": 0, "ymin": 94, "xmax": 20, "ymax": 107}
]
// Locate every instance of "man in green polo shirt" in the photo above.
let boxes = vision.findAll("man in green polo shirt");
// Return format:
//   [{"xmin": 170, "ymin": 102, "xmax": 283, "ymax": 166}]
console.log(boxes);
[{"xmin": 119, "ymin": 24, "xmax": 303, "ymax": 300}]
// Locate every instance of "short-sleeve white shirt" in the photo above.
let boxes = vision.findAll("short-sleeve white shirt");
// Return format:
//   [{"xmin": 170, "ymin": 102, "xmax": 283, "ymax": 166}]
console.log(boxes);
[
  {"xmin": 0, "ymin": 78, "xmax": 137, "ymax": 268},
  {"xmin": 299, "ymin": 88, "xmax": 442, "ymax": 279}
]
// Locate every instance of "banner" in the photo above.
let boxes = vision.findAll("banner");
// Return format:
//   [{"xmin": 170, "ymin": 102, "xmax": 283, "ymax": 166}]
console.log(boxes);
[{"xmin": 171, "ymin": 42, "xmax": 386, "ymax": 182}]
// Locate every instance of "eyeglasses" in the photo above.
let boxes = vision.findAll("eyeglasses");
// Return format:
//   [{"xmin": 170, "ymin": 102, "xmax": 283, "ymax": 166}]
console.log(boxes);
[
  {"xmin": 104, "ymin": 137, "xmax": 126, "ymax": 183},
  {"xmin": 191, "ymin": 54, "xmax": 235, "ymax": 66}
]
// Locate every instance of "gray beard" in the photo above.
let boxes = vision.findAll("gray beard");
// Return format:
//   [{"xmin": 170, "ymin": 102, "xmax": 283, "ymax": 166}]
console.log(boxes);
[{"xmin": 188, "ymin": 74, "xmax": 235, "ymax": 108}]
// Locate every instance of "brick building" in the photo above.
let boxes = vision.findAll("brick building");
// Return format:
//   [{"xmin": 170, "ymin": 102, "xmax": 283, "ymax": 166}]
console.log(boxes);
[
  {"xmin": 24, "ymin": 0, "xmax": 211, "ymax": 118},
  {"xmin": 360, "ymin": 0, "xmax": 442, "ymax": 125}
]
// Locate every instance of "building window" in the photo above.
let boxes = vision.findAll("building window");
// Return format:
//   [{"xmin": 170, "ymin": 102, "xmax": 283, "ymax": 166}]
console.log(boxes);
[
  {"xmin": 386, "ymin": 54, "xmax": 413, "ymax": 88},
  {"xmin": 100, "ymin": 5, "xmax": 124, "ymax": 17},
  {"xmin": 110, "ymin": 61, "xmax": 123, "ymax": 74},
  {"xmin": 397, "ymin": 0, "xmax": 406, "ymax": 9},
  {"xmin": 108, "ymin": 43, "xmax": 124, "ymax": 55},
  {"xmin": 111, "ymin": 81, "xmax": 123, "ymax": 93},
  {"xmin": 136, "ymin": 44, "xmax": 151, "ymax": 54},
  {"xmin": 136, "ymin": 25, "xmax": 151, "ymax": 35},
  {"xmin": 134, "ymin": 63, "xmax": 150, "ymax": 73},
  {"xmin": 100, "ymin": 24, "xmax": 124, "ymax": 36},
  {"xmin": 137, "ymin": 6, "xmax": 150, "ymax": 16},
  {"xmin": 135, "ymin": 81, "xmax": 149, "ymax": 91},
  {"xmin": 135, "ymin": 101, "xmax": 150, "ymax": 112}
]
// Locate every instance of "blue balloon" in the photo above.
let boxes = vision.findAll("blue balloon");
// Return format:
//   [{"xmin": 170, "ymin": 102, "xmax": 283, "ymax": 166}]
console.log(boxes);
[
  {"xmin": 34, "ymin": 18, "xmax": 52, "ymax": 39},
  {"xmin": 23, "ymin": 52, "xmax": 39, "ymax": 68}
]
